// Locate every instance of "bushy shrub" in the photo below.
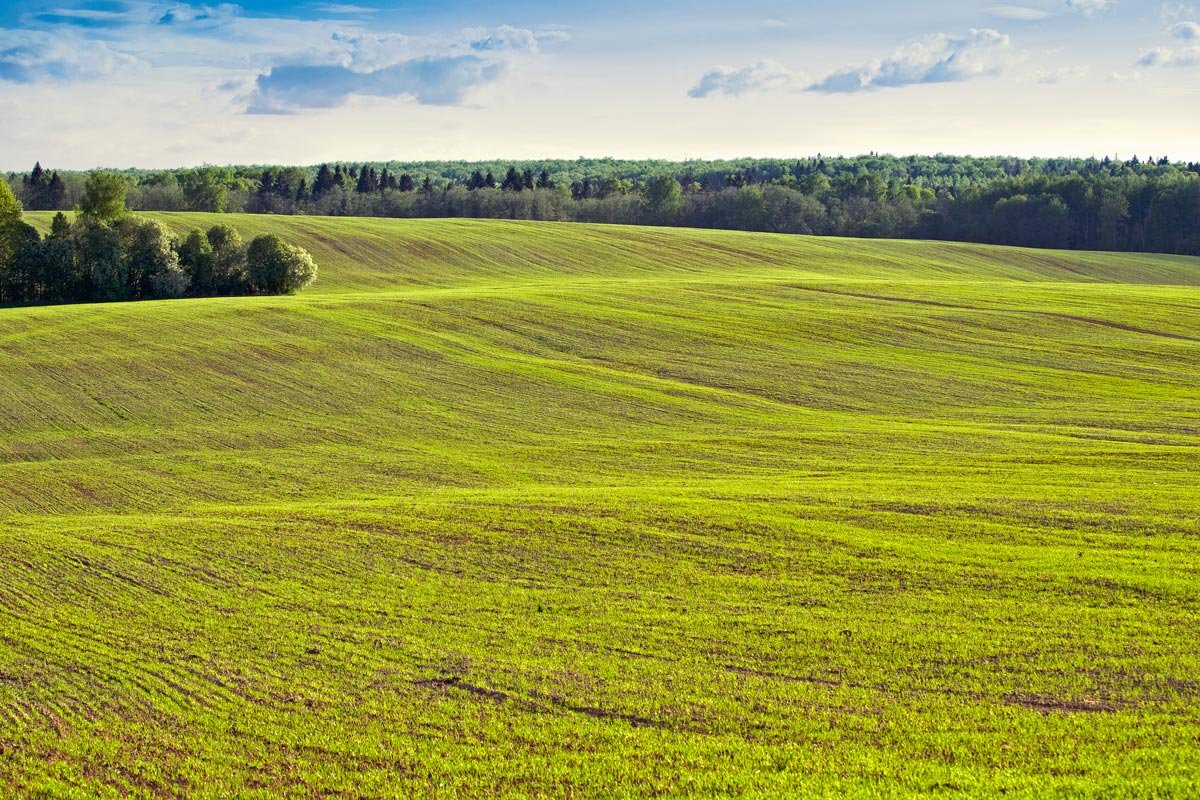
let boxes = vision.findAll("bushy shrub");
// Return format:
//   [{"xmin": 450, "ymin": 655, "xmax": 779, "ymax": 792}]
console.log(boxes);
[{"xmin": 246, "ymin": 235, "xmax": 317, "ymax": 295}]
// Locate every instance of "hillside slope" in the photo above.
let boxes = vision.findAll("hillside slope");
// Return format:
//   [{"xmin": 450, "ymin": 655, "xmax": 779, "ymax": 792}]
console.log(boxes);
[{"xmin": 4, "ymin": 215, "xmax": 1199, "ymax": 798}]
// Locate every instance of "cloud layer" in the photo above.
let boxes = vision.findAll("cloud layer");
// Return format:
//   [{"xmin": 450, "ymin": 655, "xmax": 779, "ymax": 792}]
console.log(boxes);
[
  {"xmin": 0, "ymin": 31, "xmax": 140, "ymax": 83},
  {"xmin": 688, "ymin": 61, "xmax": 801, "ymax": 98},
  {"xmin": 1137, "ymin": 18, "xmax": 1200, "ymax": 67},
  {"xmin": 807, "ymin": 29, "xmax": 1013, "ymax": 93},
  {"xmin": 248, "ymin": 56, "xmax": 504, "ymax": 112},
  {"xmin": 245, "ymin": 25, "xmax": 551, "ymax": 113},
  {"xmin": 689, "ymin": 29, "xmax": 1016, "ymax": 100}
]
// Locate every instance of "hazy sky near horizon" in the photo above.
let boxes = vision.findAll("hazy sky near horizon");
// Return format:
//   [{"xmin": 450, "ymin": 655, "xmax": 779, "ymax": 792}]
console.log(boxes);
[{"xmin": 1, "ymin": 0, "xmax": 1199, "ymax": 169}]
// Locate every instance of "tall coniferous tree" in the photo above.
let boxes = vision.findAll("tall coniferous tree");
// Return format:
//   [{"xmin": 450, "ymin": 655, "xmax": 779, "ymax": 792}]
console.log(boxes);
[
  {"xmin": 502, "ymin": 167, "xmax": 523, "ymax": 192},
  {"xmin": 356, "ymin": 168, "xmax": 372, "ymax": 194},
  {"xmin": 313, "ymin": 164, "xmax": 337, "ymax": 198},
  {"xmin": 47, "ymin": 173, "xmax": 66, "ymax": 209}
]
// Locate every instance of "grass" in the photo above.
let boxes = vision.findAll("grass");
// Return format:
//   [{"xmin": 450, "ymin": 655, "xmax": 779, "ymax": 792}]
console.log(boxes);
[{"xmin": 2, "ymin": 212, "xmax": 1199, "ymax": 798}]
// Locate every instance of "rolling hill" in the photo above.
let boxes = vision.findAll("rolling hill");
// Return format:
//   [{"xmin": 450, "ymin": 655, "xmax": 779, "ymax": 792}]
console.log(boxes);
[{"xmin": 3, "ymin": 213, "xmax": 1199, "ymax": 798}]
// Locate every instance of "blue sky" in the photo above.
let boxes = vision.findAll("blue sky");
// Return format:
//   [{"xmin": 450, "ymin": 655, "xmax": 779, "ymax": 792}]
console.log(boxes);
[{"xmin": 1, "ymin": 0, "xmax": 1198, "ymax": 168}]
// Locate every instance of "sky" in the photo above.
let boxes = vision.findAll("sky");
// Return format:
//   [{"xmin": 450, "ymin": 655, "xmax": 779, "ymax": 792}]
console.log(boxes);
[{"xmin": 1, "ymin": 0, "xmax": 1199, "ymax": 169}]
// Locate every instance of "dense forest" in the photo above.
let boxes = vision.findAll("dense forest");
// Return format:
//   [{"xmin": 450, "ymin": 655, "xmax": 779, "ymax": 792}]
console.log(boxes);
[
  {"xmin": 0, "ymin": 174, "xmax": 316, "ymax": 306},
  {"xmin": 7, "ymin": 155, "xmax": 1200, "ymax": 255}
]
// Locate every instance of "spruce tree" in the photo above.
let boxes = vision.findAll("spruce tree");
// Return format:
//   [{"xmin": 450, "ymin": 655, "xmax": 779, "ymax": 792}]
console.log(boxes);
[
  {"xmin": 502, "ymin": 167, "xmax": 523, "ymax": 192},
  {"xmin": 47, "ymin": 173, "xmax": 66, "ymax": 209},
  {"xmin": 313, "ymin": 164, "xmax": 336, "ymax": 197}
]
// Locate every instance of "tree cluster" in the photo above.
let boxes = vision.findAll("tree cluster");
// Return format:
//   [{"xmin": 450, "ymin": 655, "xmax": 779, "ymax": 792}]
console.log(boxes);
[
  {"xmin": 0, "ymin": 174, "xmax": 317, "ymax": 307},
  {"xmin": 21, "ymin": 162, "xmax": 67, "ymax": 211},
  {"xmin": 9, "ymin": 155, "xmax": 1200, "ymax": 256}
]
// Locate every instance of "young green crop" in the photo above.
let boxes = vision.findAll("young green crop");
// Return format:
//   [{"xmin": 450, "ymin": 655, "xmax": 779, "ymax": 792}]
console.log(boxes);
[{"xmin": 2, "ymin": 213, "xmax": 1198, "ymax": 798}]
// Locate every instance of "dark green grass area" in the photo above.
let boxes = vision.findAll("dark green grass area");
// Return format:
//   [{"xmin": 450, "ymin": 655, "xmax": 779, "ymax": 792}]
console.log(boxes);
[{"xmin": 3, "ymin": 214, "xmax": 1199, "ymax": 797}]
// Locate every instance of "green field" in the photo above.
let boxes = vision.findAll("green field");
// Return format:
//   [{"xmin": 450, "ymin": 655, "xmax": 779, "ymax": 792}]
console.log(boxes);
[{"xmin": 3, "ymin": 213, "xmax": 1199, "ymax": 798}]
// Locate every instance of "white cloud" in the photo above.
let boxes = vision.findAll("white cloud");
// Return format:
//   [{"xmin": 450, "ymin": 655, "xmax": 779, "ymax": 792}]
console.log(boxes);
[
  {"xmin": 0, "ymin": 31, "xmax": 142, "ymax": 83},
  {"xmin": 246, "ymin": 56, "xmax": 504, "ymax": 112},
  {"xmin": 1169, "ymin": 20, "xmax": 1200, "ymax": 38},
  {"xmin": 1137, "ymin": 19, "xmax": 1200, "ymax": 67},
  {"xmin": 466, "ymin": 25, "xmax": 540, "ymax": 54},
  {"xmin": 688, "ymin": 60, "xmax": 802, "ymax": 98},
  {"xmin": 807, "ymin": 29, "xmax": 1014, "ymax": 94},
  {"xmin": 0, "ymin": 1, "xmax": 561, "ymax": 117},
  {"xmin": 245, "ymin": 25, "xmax": 549, "ymax": 113},
  {"xmin": 323, "ymin": 32, "xmax": 412, "ymax": 70},
  {"xmin": 1137, "ymin": 45, "xmax": 1200, "ymax": 66}
]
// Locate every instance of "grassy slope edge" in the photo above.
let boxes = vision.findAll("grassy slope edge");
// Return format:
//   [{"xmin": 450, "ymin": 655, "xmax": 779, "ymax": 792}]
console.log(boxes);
[{"xmin": 1, "ymin": 214, "xmax": 1198, "ymax": 798}]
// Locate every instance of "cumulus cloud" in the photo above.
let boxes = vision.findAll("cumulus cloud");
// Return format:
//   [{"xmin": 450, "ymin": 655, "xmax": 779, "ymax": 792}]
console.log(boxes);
[
  {"xmin": 1136, "ymin": 20, "xmax": 1200, "ymax": 67},
  {"xmin": 244, "ymin": 25, "xmax": 549, "ymax": 113},
  {"xmin": 807, "ymin": 29, "xmax": 1013, "ymax": 94},
  {"xmin": 1169, "ymin": 20, "xmax": 1200, "ymax": 38},
  {"xmin": 323, "ymin": 31, "xmax": 412, "ymax": 69},
  {"xmin": 1137, "ymin": 45, "xmax": 1200, "ymax": 66},
  {"xmin": 467, "ymin": 24, "xmax": 540, "ymax": 54},
  {"xmin": 0, "ymin": 32, "xmax": 140, "ymax": 83},
  {"xmin": 1065, "ymin": 0, "xmax": 1115, "ymax": 15},
  {"xmin": 247, "ymin": 55, "xmax": 501, "ymax": 112},
  {"xmin": 688, "ymin": 60, "xmax": 802, "ymax": 98}
]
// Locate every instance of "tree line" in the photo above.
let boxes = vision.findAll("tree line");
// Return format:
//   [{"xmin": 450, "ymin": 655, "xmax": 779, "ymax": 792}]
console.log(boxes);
[
  {"xmin": 0, "ymin": 173, "xmax": 317, "ymax": 306},
  {"xmin": 7, "ymin": 155, "xmax": 1200, "ymax": 256}
]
